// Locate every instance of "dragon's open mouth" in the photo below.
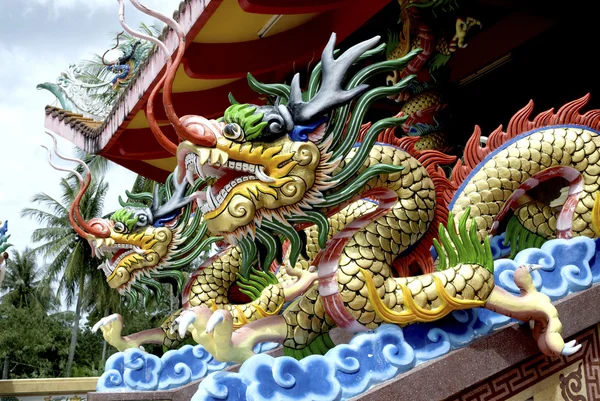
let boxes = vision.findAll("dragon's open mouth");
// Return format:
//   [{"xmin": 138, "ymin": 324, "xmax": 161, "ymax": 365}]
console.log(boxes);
[
  {"xmin": 182, "ymin": 148, "xmax": 278, "ymax": 215},
  {"xmin": 94, "ymin": 242, "xmax": 144, "ymax": 279}
]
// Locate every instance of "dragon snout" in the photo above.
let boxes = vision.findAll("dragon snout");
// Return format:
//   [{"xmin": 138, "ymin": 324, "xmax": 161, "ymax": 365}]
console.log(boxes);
[
  {"xmin": 180, "ymin": 115, "xmax": 220, "ymax": 148},
  {"xmin": 88, "ymin": 218, "xmax": 112, "ymax": 238}
]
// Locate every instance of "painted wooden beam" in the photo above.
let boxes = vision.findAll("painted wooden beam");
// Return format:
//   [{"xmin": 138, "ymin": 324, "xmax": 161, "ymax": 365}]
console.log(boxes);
[
  {"xmin": 238, "ymin": 0, "xmax": 347, "ymax": 15},
  {"xmin": 183, "ymin": 0, "xmax": 390, "ymax": 79}
]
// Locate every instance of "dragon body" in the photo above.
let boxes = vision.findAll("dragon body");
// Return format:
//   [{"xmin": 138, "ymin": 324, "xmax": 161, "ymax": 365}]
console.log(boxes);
[
  {"xmin": 48, "ymin": 1, "xmax": 594, "ymax": 368},
  {"xmin": 383, "ymin": 0, "xmax": 481, "ymax": 151}
]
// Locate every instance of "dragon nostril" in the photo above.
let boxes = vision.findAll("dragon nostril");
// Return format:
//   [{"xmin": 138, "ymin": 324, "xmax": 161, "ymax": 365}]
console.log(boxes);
[
  {"xmin": 180, "ymin": 116, "xmax": 219, "ymax": 147},
  {"xmin": 188, "ymin": 124, "xmax": 217, "ymax": 147},
  {"xmin": 88, "ymin": 218, "xmax": 112, "ymax": 238}
]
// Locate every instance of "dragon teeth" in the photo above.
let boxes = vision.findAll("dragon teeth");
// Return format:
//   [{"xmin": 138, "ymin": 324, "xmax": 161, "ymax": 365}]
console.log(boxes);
[{"xmin": 256, "ymin": 166, "xmax": 275, "ymax": 183}]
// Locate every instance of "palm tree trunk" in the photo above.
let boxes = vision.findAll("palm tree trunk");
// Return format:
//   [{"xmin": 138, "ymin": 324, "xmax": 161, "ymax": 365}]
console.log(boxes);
[
  {"xmin": 2, "ymin": 355, "xmax": 9, "ymax": 379},
  {"xmin": 100, "ymin": 306, "xmax": 110, "ymax": 368},
  {"xmin": 65, "ymin": 275, "xmax": 85, "ymax": 377}
]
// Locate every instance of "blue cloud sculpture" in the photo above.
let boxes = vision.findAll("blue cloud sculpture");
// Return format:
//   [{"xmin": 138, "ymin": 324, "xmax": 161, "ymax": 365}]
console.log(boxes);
[
  {"xmin": 98, "ymin": 236, "xmax": 600, "ymax": 398},
  {"xmin": 192, "ymin": 236, "xmax": 600, "ymax": 401},
  {"xmin": 97, "ymin": 345, "xmax": 229, "ymax": 392},
  {"xmin": 494, "ymin": 236, "xmax": 596, "ymax": 300}
]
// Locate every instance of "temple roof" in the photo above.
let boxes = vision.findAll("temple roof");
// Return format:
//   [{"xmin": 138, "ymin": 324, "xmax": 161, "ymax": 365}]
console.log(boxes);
[{"xmin": 43, "ymin": 0, "xmax": 390, "ymax": 182}]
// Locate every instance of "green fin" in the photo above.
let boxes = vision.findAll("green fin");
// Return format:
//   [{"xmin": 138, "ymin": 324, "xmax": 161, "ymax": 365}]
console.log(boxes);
[
  {"xmin": 283, "ymin": 332, "xmax": 336, "ymax": 360},
  {"xmin": 236, "ymin": 266, "xmax": 278, "ymax": 301},
  {"xmin": 504, "ymin": 215, "xmax": 547, "ymax": 259},
  {"xmin": 433, "ymin": 207, "xmax": 494, "ymax": 273}
]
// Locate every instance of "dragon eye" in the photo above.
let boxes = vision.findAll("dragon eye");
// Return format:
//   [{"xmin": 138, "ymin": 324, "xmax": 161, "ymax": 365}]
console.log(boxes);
[
  {"xmin": 223, "ymin": 123, "xmax": 244, "ymax": 141},
  {"xmin": 136, "ymin": 213, "xmax": 148, "ymax": 225},
  {"xmin": 114, "ymin": 222, "xmax": 127, "ymax": 234}
]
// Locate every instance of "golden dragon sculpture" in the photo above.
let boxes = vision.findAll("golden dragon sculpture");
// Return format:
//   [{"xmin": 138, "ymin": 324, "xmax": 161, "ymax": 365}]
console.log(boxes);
[{"xmin": 46, "ymin": 1, "xmax": 600, "ymax": 364}]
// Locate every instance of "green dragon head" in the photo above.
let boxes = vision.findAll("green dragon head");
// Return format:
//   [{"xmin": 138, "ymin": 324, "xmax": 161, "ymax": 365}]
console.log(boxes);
[{"xmin": 85, "ymin": 174, "xmax": 215, "ymax": 298}]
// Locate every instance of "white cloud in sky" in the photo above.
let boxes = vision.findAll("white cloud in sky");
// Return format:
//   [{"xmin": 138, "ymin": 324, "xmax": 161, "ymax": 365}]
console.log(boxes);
[{"xmin": 0, "ymin": 0, "xmax": 181, "ymax": 259}]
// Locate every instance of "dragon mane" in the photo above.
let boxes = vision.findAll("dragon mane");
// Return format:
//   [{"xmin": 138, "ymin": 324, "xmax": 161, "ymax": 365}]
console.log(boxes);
[
  {"xmin": 228, "ymin": 42, "xmax": 428, "ymax": 277},
  {"xmin": 116, "ymin": 174, "xmax": 220, "ymax": 306}
]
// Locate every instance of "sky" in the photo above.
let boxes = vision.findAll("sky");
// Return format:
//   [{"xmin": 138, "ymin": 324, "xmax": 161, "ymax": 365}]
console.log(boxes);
[{"xmin": 0, "ymin": 0, "xmax": 181, "ymax": 259}]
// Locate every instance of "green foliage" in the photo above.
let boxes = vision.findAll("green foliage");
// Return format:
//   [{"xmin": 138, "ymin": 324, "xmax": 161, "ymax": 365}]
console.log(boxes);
[
  {"xmin": 433, "ymin": 208, "xmax": 494, "ymax": 273},
  {"xmin": 223, "ymin": 103, "xmax": 268, "ymax": 140},
  {"xmin": 21, "ymin": 173, "xmax": 110, "ymax": 377},
  {"xmin": 1, "ymin": 248, "xmax": 57, "ymax": 311},
  {"xmin": 0, "ymin": 305, "xmax": 72, "ymax": 378}
]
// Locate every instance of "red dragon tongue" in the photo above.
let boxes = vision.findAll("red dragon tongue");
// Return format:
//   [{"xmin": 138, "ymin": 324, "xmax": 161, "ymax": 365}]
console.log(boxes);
[
  {"xmin": 212, "ymin": 169, "xmax": 245, "ymax": 194},
  {"xmin": 111, "ymin": 249, "xmax": 128, "ymax": 264}
]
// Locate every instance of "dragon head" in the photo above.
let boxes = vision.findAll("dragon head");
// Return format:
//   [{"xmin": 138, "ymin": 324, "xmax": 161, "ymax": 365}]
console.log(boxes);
[
  {"xmin": 176, "ymin": 111, "xmax": 327, "ymax": 240},
  {"xmin": 175, "ymin": 33, "xmax": 384, "ymax": 243},
  {"xmin": 85, "ymin": 174, "xmax": 210, "ymax": 293},
  {"xmin": 41, "ymin": 135, "xmax": 210, "ymax": 295},
  {"xmin": 90, "ymin": 207, "xmax": 175, "ymax": 290}
]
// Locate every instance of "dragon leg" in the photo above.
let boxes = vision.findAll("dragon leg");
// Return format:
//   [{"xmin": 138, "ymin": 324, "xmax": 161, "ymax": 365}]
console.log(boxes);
[
  {"xmin": 484, "ymin": 264, "xmax": 582, "ymax": 356},
  {"xmin": 175, "ymin": 307, "xmax": 287, "ymax": 364},
  {"xmin": 93, "ymin": 313, "xmax": 182, "ymax": 351}
]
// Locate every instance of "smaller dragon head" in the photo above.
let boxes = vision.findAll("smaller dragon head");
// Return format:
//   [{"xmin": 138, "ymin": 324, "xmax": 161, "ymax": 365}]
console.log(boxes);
[
  {"xmin": 90, "ymin": 207, "xmax": 175, "ymax": 290},
  {"xmin": 41, "ymin": 134, "xmax": 208, "ymax": 294},
  {"xmin": 85, "ymin": 174, "xmax": 206, "ymax": 292}
]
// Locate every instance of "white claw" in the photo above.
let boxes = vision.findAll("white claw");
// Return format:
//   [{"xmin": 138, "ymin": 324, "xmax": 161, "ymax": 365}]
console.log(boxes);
[
  {"xmin": 169, "ymin": 320, "xmax": 179, "ymax": 335},
  {"xmin": 526, "ymin": 264, "xmax": 543, "ymax": 272},
  {"xmin": 92, "ymin": 315, "xmax": 117, "ymax": 333},
  {"xmin": 564, "ymin": 340, "xmax": 577, "ymax": 348},
  {"xmin": 562, "ymin": 343, "xmax": 582, "ymax": 356},
  {"xmin": 206, "ymin": 312, "xmax": 224, "ymax": 334},
  {"xmin": 176, "ymin": 311, "xmax": 196, "ymax": 338}
]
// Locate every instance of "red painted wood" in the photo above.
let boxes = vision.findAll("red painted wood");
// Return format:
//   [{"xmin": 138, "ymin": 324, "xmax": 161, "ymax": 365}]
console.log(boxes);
[
  {"xmin": 102, "ymin": 0, "xmax": 224, "ymax": 156},
  {"xmin": 238, "ymin": 0, "xmax": 347, "ymax": 15},
  {"xmin": 104, "ymin": 154, "xmax": 170, "ymax": 183},
  {"xmin": 183, "ymin": 0, "xmax": 390, "ymax": 79},
  {"xmin": 449, "ymin": 13, "xmax": 555, "ymax": 82},
  {"xmin": 102, "ymin": 125, "xmax": 179, "ymax": 161},
  {"xmin": 151, "ymin": 72, "xmax": 274, "ymax": 121}
]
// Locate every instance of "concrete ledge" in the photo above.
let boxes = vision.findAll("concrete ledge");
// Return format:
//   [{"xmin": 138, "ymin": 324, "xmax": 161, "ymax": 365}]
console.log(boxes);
[
  {"xmin": 352, "ymin": 283, "xmax": 600, "ymax": 401},
  {"xmin": 0, "ymin": 377, "xmax": 98, "ymax": 396}
]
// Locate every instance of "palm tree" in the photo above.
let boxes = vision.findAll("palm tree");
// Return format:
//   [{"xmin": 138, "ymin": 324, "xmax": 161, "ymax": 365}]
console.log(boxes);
[
  {"xmin": 1, "ymin": 247, "xmax": 57, "ymax": 378},
  {"xmin": 22, "ymin": 176, "xmax": 109, "ymax": 377},
  {"xmin": 0, "ymin": 248, "xmax": 56, "ymax": 311}
]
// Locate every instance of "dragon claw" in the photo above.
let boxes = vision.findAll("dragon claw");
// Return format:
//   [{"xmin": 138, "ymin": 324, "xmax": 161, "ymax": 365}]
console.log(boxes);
[
  {"xmin": 175, "ymin": 310, "xmax": 197, "ymax": 338},
  {"xmin": 564, "ymin": 340, "xmax": 577, "ymax": 348},
  {"xmin": 206, "ymin": 311, "xmax": 225, "ymax": 334},
  {"xmin": 92, "ymin": 314, "xmax": 118, "ymax": 333},
  {"xmin": 526, "ymin": 264, "xmax": 543, "ymax": 272},
  {"xmin": 562, "ymin": 343, "xmax": 582, "ymax": 356}
]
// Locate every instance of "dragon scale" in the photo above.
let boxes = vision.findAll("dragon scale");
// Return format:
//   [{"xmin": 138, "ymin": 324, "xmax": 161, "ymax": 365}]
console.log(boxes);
[{"xmin": 450, "ymin": 99, "xmax": 600, "ymax": 248}]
